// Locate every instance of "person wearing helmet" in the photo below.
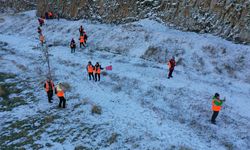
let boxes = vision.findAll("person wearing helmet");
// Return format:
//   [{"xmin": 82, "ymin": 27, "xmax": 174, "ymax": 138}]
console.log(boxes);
[
  {"xmin": 86, "ymin": 61, "xmax": 94, "ymax": 80},
  {"xmin": 94, "ymin": 62, "xmax": 104, "ymax": 82},
  {"xmin": 167, "ymin": 56, "xmax": 176, "ymax": 79},
  {"xmin": 211, "ymin": 93, "xmax": 226, "ymax": 124}
]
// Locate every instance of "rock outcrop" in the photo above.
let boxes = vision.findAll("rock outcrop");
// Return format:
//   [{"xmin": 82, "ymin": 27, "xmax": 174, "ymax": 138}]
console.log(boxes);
[
  {"xmin": 36, "ymin": 0, "xmax": 250, "ymax": 44},
  {"xmin": 0, "ymin": 0, "xmax": 37, "ymax": 13}
]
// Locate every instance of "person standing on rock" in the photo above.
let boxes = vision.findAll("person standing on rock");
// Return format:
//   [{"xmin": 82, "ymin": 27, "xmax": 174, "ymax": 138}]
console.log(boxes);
[
  {"xmin": 86, "ymin": 61, "xmax": 95, "ymax": 80},
  {"xmin": 94, "ymin": 62, "xmax": 104, "ymax": 82},
  {"xmin": 44, "ymin": 79, "xmax": 54, "ymax": 103},
  {"xmin": 55, "ymin": 83, "xmax": 66, "ymax": 108},
  {"xmin": 211, "ymin": 93, "xmax": 226, "ymax": 124},
  {"xmin": 70, "ymin": 38, "xmax": 76, "ymax": 53},
  {"xmin": 168, "ymin": 57, "xmax": 176, "ymax": 79}
]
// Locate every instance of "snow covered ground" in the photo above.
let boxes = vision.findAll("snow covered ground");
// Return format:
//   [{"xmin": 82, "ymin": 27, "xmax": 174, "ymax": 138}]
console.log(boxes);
[{"xmin": 0, "ymin": 10, "xmax": 250, "ymax": 149}]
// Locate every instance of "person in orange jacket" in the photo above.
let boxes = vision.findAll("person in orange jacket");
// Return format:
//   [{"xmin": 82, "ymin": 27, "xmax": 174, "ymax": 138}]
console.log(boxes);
[
  {"xmin": 55, "ymin": 83, "xmax": 66, "ymax": 108},
  {"xmin": 79, "ymin": 35, "xmax": 85, "ymax": 48},
  {"xmin": 94, "ymin": 62, "xmax": 104, "ymax": 82},
  {"xmin": 44, "ymin": 79, "xmax": 54, "ymax": 103},
  {"xmin": 211, "ymin": 93, "xmax": 226, "ymax": 124},
  {"xmin": 168, "ymin": 57, "xmax": 176, "ymax": 79},
  {"xmin": 86, "ymin": 61, "xmax": 95, "ymax": 80}
]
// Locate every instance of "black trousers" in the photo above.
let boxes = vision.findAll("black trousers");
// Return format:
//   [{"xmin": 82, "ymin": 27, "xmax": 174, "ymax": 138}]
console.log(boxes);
[
  {"xmin": 95, "ymin": 73, "xmax": 100, "ymax": 81},
  {"xmin": 211, "ymin": 111, "xmax": 219, "ymax": 123},
  {"xmin": 71, "ymin": 47, "xmax": 75, "ymax": 53},
  {"xmin": 168, "ymin": 68, "xmax": 174, "ymax": 78},
  {"xmin": 47, "ymin": 90, "xmax": 53, "ymax": 102},
  {"xmin": 80, "ymin": 42, "xmax": 85, "ymax": 48},
  {"xmin": 88, "ymin": 73, "xmax": 94, "ymax": 80},
  {"xmin": 59, "ymin": 96, "xmax": 66, "ymax": 108}
]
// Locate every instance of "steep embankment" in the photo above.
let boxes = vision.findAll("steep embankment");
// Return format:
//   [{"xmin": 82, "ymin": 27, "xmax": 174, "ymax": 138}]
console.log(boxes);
[
  {"xmin": 0, "ymin": 11, "xmax": 250, "ymax": 149},
  {"xmin": 36, "ymin": 0, "xmax": 250, "ymax": 44}
]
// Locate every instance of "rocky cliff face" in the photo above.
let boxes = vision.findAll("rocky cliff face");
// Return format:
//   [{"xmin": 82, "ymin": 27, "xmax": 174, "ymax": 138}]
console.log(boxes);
[
  {"xmin": 0, "ymin": 0, "xmax": 37, "ymax": 13},
  {"xmin": 3, "ymin": 0, "xmax": 250, "ymax": 44},
  {"xmin": 36, "ymin": 0, "xmax": 250, "ymax": 44}
]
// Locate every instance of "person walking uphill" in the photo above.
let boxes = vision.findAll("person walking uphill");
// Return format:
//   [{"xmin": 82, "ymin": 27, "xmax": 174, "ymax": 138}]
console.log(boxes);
[
  {"xmin": 94, "ymin": 62, "xmax": 103, "ymax": 82},
  {"xmin": 86, "ymin": 61, "xmax": 94, "ymax": 80},
  {"xmin": 211, "ymin": 93, "xmax": 226, "ymax": 124},
  {"xmin": 55, "ymin": 83, "xmax": 66, "ymax": 108},
  {"xmin": 70, "ymin": 38, "xmax": 76, "ymax": 53},
  {"xmin": 44, "ymin": 79, "xmax": 54, "ymax": 103},
  {"xmin": 168, "ymin": 57, "xmax": 176, "ymax": 79}
]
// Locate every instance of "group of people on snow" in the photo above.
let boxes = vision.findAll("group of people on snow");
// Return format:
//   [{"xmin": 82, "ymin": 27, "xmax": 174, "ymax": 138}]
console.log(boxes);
[
  {"xmin": 86, "ymin": 61, "xmax": 104, "ymax": 81},
  {"xmin": 44, "ymin": 79, "xmax": 66, "ymax": 108},
  {"xmin": 39, "ymin": 14, "xmax": 225, "ymax": 125},
  {"xmin": 70, "ymin": 25, "xmax": 88, "ymax": 53}
]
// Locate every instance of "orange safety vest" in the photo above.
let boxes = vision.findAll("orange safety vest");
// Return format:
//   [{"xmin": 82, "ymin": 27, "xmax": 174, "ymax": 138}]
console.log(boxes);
[
  {"xmin": 96, "ymin": 66, "xmax": 101, "ymax": 74},
  {"xmin": 212, "ymin": 99, "xmax": 222, "ymax": 111},
  {"xmin": 45, "ymin": 81, "xmax": 54, "ymax": 92},
  {"xmin": 56, "ymin": 85, "xmax": 64, "ymax": 97},
  {"xmin": 80, "ymin": 36, "xmax": 84, "ymax": 43},
  {"xmin": 88, "ymin": 65, "xmax": 93, "ymax": 73}
]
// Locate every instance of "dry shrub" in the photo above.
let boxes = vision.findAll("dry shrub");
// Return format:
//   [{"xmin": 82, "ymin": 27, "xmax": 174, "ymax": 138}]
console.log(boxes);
[
  {"xmin": 202, "ymin": 45, "xmax": 216, "ymax": 55},
  {"xmin": 141, "ymin": 46, "xmax": 165, "ymax": 63},
  {"xmin": 112, "ymin": 83, "xmax": 122, "ymax": 92},
  {"xmin": 176, "ymin": 57, "xmax": 185, "ymax": 66},
  {"xmin": 91, "ymin": 105, "xmax": 102, "ymax": 115},
  {"xmin": 107, "ymin": 133, "xmax": 119, "ymax": 145},
  {"xmin": 102, "ymin": 71, "xmax": 108, "ymax": 76},
  {"xmin": 61, "ymin": 82, "xmax": 71, "ymax": 91},
  {"xmin": 0, "ymin": 86, "xmax": 6, "ymax": 97}
]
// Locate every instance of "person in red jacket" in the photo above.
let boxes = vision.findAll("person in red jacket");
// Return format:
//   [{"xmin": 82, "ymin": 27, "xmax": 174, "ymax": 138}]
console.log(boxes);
[
  {"xmin": 168, "ymin": 57, "xmax": 176, "ymax": 79},
  {"xmin": 44, "ymin": 79, "xmax": 54, "ymax": 103},
  {"xmin": 211, "ymin": 93, "xmax": 226, "ymax": 124}
]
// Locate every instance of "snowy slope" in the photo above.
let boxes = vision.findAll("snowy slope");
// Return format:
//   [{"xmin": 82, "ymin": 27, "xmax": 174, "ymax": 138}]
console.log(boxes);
[{"xmin": 0, "ymin": 10, "xmax": 250, "ymax": 150}]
